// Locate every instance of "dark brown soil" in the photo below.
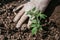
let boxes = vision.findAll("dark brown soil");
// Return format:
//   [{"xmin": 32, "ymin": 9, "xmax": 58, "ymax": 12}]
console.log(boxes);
[{"xmin": 0, "ymin": 0, "xmax": 60, "ymax": 40}]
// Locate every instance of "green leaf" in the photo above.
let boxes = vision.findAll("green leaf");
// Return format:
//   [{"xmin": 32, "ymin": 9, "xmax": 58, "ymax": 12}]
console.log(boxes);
[
  {"xmin": 37, "ymin": 24, "xmax": 40, "ymax": 28},
  {"xmin": 33, "ymin": 10, "xmax": 40, "ymax": 16},
  {"xmin": 32, "ymin": 19, "xmax": 37, "ymax": 23},
  {"xmin": 31, "ymin": 24, "xmax": 36, "ymax": 27},
  {"xmin": 32, "ymin": 27, "xmax": 37, "ymax": 35},
  {"xmin": 38, "ymin": 13, "xmax": 47, "ymax": 19}
]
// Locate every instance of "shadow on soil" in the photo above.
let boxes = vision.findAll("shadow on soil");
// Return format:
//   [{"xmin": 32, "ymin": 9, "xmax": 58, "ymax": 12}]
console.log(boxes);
[
  {"xmin": 42, "ymin": 0, "xmax": 60, "ymax": 39},
  {"xmin": 44, "ymin": 0, "xmax": 60, "ymax": 17}
]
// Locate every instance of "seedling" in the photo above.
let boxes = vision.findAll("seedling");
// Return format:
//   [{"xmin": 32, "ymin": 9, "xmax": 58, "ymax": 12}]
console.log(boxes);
[{"xmin": 27, "ymin": 7, "xmax": 47, "ymax": 35}]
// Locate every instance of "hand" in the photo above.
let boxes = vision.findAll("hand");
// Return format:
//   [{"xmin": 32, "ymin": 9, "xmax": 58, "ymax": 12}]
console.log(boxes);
[
  {"xmin": 13, "ymin": 0, "xmax": 50, "ymax": 28},
  {"xmin": 13, "ymin": 2, "xmax": 35, "ymax": 28}
]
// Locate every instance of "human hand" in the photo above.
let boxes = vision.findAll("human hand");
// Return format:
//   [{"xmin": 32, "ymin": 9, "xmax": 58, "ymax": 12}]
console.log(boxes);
[
  {"xmin": 13, "ymin": 0, "xmax": 51, "ymax": 28},
  {"xmin": 13, "ymin": 2, "xmax": 35, "ymax": 28}
]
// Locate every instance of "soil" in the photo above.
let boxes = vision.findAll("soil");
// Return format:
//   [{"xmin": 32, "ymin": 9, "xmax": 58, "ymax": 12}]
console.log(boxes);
[{"xmin": 0, "ymin": 0, "xmax": 60, "ymax": 40}]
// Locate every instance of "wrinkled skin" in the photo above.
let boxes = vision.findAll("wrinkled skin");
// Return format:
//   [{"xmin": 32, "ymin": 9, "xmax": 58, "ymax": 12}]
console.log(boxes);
[{"xmin": 13, "ymin": 0, "xmax": 50, "ymax": 28}]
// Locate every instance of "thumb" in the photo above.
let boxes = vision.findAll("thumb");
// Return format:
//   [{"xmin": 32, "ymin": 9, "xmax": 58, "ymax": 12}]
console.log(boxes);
[{"xmin": 27, "ymin": 20, "xmax": 32, "ymax": 29}]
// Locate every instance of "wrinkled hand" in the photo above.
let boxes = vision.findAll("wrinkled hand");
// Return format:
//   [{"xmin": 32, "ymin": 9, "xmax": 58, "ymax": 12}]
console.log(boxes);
[{"xmin": 13, "ymin": 2, "xmax": 35, "ymax": 28}]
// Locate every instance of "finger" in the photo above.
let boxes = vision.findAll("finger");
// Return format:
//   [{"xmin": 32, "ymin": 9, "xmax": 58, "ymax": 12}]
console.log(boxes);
[
  {"xmin": 27, "ymin": 16, "xmax": 35, "ymax": 28},
  {"xmin": 13, "ymin": 8, "xmax": 25, "ymax": 22},
  {"xmin": 16, "ymin": 14, "xmax": 28, "ymax": 28},
  {"xmin": 13, "ymin": 4, "xmax": 24, "ymax": 12},
  {"xmin": 27, "ymin": 20, "xmax": 32, "ymax": 29}
]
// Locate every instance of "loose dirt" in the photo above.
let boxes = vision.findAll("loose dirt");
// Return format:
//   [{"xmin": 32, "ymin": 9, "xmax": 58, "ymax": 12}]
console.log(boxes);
[{"xmin": 0, "ymin": 0, "xmax": 60, "ymax": 40}]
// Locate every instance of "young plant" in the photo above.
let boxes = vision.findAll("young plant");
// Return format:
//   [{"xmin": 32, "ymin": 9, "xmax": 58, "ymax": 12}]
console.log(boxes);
[{"xmin": 27, "ymin": 7, "xmax": 47, "ymax": 35}]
